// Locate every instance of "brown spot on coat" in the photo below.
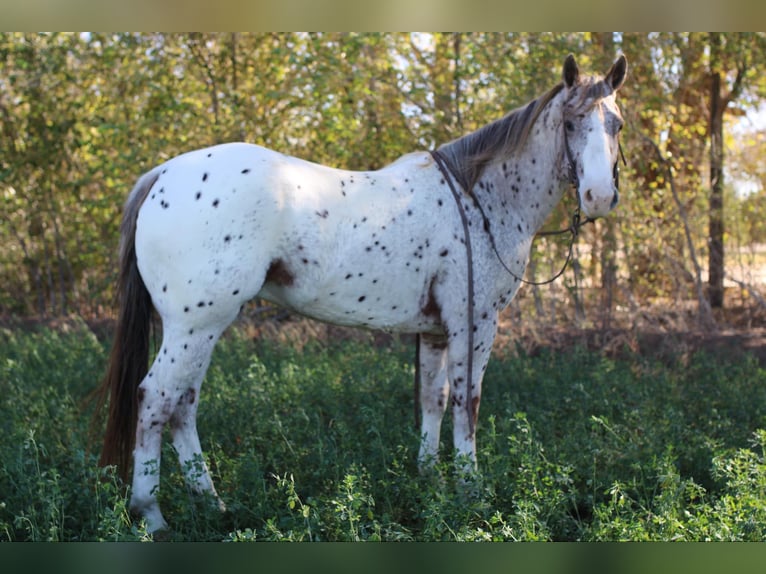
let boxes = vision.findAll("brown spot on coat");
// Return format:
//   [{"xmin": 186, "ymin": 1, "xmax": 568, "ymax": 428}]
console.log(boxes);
[
  {"xmin": 421, "ymin": 275, "xmax": 441, "ymax": 321},
  {"xmin": 471, "ymin": 396, "xmax": 480, "ymax": 423},
  {"xmin": 265, "ymin": 258, "xmax": 295, "ymax": 287}
]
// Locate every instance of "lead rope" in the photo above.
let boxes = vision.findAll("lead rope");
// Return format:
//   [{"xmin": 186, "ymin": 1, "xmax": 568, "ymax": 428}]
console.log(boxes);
[{"xmin": 431, "ymin": 149, "xmax": 477, "ymax": 438}]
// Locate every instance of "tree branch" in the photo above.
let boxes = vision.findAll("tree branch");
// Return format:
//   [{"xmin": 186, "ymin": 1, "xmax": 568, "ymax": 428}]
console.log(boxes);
[
  {"xmin": 641, "ymin": 133, "xmax": 717, "ymax": 329},
  {"xmin": 725, "ymin": 273, "xmax": 766, "ymax": 311},
  {"xmin": 187, "ymin": 34, "xmax": 220, "ymax": 127},
  {"xmin": 723, "ymin": 61, "xmax": 747, "ymax": 109}
]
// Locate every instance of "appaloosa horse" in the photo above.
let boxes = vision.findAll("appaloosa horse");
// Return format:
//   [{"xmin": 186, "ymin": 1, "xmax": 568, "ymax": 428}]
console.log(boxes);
[{"xmin": 97, "ymin": 54, "xmax": 627, "ymax": 532}]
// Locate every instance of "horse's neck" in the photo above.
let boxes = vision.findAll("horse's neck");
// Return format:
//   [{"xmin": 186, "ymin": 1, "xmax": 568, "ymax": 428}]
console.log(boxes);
[{"xmin": 473, "ymin": 100, "xmax": 569, "ymax": 246}]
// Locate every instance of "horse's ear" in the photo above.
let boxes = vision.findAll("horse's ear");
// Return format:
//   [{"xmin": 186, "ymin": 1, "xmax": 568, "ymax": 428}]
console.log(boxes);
[
  {"xmin": 563, "ymin": 54, "xmax": 579, "ymax": 88},
  {"xmin": 605, "ymin": 54, "xmax": 627, "ymax": 93}
]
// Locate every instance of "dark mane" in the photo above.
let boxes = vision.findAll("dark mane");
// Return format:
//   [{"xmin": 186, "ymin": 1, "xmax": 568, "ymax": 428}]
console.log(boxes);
[
  {"xmin": 435, "ymin": 75, "xmax": 610, "ymax": 193},
  {"xmin": 435, "ymin": 83, "xmax": 564, "ymax": 193}
]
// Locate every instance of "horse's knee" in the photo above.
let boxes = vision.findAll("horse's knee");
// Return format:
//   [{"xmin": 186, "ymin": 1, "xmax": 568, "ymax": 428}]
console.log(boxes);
[{"xmin": 424, "ymin": 376, "xmax": 449, "ymax": 405}]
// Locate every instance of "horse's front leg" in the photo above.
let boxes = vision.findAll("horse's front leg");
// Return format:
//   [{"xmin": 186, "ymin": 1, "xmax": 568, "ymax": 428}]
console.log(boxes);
[
  {"xmin": 417, "ymin": 333, "xmax": 450, "ymax": 470},
  {"xmin": 446, "ymin": 310, "xmax": 498, "ymax": 471}
]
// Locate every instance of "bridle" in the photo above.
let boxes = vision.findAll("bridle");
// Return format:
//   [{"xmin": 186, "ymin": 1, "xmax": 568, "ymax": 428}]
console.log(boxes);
[
  {"xmin": 432, "ymin": 124, "xmax": 625, "ymax": 289},
  {"xmin": 528, "ymin": 121, "xmax": 627, "ymax": 284}
]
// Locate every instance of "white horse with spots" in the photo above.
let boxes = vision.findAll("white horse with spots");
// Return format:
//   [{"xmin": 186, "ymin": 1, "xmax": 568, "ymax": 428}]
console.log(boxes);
[{"xmin": 97, "ymin": 54, "xmax": 627, "ymax": 533}]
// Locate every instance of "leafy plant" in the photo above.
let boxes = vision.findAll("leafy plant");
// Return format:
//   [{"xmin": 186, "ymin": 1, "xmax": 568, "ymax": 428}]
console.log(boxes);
[{"xmin": 2, "ymin": 325, "xmax": 766, "ymax": 540}]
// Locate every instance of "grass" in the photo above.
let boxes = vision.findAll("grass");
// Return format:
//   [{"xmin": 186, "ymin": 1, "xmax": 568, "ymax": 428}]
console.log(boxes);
[{"xmin": 1, "ymin": 320, "xmax": 766, "ymax": 541}]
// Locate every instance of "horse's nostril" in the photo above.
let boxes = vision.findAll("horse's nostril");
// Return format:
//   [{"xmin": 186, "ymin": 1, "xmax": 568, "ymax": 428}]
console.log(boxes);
[
  {"xmin": 611, "ymin": 190, "xmax": 619, "ymax": 208},
  {"xmin": 585, "ymin": 189, "xmax": 593, "ymax": 203}
]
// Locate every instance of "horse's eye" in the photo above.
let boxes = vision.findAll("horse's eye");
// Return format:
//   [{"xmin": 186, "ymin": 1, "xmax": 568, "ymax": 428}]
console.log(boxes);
[{"xmin": 564, "ymin": 120, "xmax": 575, "ymax": 132}]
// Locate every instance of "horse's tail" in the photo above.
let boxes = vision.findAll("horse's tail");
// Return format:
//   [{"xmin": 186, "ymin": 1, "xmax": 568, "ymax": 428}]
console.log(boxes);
[{"xmin": 94, "ymin": 170, "xmax": 159, "ymax": 482}]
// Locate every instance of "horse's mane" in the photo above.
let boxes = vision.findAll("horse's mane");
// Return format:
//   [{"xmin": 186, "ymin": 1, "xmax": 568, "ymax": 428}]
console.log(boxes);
[{"xmin": 436, "ymin": 75, "xmax": 609, "ymax": 192}]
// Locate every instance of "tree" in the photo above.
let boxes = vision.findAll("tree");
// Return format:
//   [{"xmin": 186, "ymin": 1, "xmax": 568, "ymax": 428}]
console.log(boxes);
[
  {"xmin": 2, "ymin": 33, "xmax": 766, "ymax": 325},
  {"xmin": 707, "ymin": 33, "xmax": 750, "ymax": 308}
]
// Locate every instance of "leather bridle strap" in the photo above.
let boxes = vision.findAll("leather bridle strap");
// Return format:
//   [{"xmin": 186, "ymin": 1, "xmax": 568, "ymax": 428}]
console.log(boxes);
[
  {"xmin": 563, "ymin": 125, "xmax": 580, "ymax": 190},
  {"xmin": 430, "ymin": 149, "xmax": 477, "ymax": 438}
]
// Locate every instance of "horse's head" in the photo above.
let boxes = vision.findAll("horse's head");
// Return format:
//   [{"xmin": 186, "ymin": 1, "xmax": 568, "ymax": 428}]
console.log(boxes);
[{"xmin": 561, "ymin": 53, "xmax": 627, "ymax": 219}]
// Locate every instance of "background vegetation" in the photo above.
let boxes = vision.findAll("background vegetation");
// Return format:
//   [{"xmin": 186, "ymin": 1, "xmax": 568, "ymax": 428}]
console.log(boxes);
[{"xmin": 2, "ymin": 32, "xmax": 766, "ymax": 325}]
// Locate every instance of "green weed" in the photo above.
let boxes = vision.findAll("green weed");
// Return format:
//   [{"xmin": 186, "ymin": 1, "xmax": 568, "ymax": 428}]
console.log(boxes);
[{"xmin": 2, "ymin": 325, "xmax": 766, "ymax": 540}]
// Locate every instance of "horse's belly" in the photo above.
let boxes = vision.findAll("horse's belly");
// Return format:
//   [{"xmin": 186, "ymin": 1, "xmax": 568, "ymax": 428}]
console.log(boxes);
[{"xmin": 258, "ymin": 281, "xmax": 443, "ymax": 335}]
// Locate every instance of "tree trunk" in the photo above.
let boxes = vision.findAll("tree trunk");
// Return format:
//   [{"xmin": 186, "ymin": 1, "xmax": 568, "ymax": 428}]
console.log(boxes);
[{"xmin": 708, "ymin": 33, "xmax": 725, "ymax": 309}]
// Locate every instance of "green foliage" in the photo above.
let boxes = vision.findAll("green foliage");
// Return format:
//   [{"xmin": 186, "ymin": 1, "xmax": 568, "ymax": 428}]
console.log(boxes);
[
  {"xmin": 2, "ymin": 325, "xmax": 766, "ymax": 541},
  {"xmin": 3, "ymin": 32, "xmax": 766, "ymax": 317},
  {"xmin": 588, "ymin": 431, "xmax": 766, "ymax": 541}
]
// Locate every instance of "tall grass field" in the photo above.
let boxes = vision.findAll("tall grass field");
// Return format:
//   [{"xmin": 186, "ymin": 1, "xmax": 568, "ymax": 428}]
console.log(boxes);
[{"xmin": 1, "ymin": 321, "xmax": 766, "ymax": 541}]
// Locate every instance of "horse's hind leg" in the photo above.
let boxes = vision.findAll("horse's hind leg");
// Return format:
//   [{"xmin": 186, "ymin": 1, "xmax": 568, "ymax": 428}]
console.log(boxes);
[
  {"xmin": 130, "ymin": 319, "xmax": 229, "ymax": 532},
  {"xmin": 169, "ymin": 344, "xmax": 225, "ymax": 511}
]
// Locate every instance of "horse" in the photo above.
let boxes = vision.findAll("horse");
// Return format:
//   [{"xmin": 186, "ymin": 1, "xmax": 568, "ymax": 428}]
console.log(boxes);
[{"xmin": 96, "ymin": 53, "xmax": 627, "ymax": 533}]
